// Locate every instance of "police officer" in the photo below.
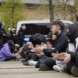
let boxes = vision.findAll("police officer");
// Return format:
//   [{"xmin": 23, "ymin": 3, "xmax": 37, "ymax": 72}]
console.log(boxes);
[
  {"xmin": 0, "ymin": 21, "xmax": 7, "ymax": 49},
  {"xmin": 17, "ymin": 26, "xmax": 26, "ymax": 47}
]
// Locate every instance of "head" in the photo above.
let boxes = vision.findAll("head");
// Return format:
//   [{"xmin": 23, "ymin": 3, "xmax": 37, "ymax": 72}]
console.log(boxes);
[
  {"xmin": 23, "ymin": 44, "xmax": 31, "ymax": 51},
  {"xmin": 7, "ymin": 40, "xmax": 15, "ymax": 53},
  {"xmin": 20, "ymin": 26, "xmax": 26, "ymax": 31},
  {"xmin": 51, "ymin": 21, "xmax": 65, "ymax": 35},
  {"xmin": 29, "ymin": 33, "xmax": 41, "ymax": 46},
  {"xmin": 14, "ymin": 44, "xmax": 20, "ymax": 53},
  {"xmin": 10, "ymin": 28, "xmax": 16, "ymax": 34},
  {"xmin": 66, "ymin": 24, "xmax": 78, "ymax": 43},
  {"xmin": 38, "ymin": 35, "xmax": 46, "ymax": 45}
]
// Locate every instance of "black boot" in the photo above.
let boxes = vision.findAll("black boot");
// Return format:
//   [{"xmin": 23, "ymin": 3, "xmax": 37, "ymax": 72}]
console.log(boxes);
[
  {"xmin": 39, "ymin": 64, "xmax": 52, "ymax": 71},
  {"xmin": 71, "ymin": 66, "xmax": 78, "ymax": 77},
  {"xmin": 76, "ymin": 53, "xmax": 78, "ymax": 67}
]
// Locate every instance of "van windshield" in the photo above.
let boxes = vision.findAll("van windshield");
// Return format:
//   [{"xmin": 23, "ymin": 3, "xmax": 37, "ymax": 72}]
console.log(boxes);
[{"xmin": 23, "ymin": 23, "xmax": 50, "ymax": 35}]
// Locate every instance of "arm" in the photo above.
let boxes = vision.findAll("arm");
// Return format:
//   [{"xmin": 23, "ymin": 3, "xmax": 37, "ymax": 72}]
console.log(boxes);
[
  {"xmin": 4, "ymin": 46, "xmax": 15, "ymax": 57},
  {"xmin": 55, "ymin": 34, "xmax": 68, "ymax": 52},
  {"xmin": 43, "ymin": 49, "xmax": 56, "ymax": 57},
  {"xmin": 33, "ymin": 46, "xmax": 57, "ymax": 57},
  {"xmin": 68, "ymin": 51, "xmax": 76, "ymax": 62}
]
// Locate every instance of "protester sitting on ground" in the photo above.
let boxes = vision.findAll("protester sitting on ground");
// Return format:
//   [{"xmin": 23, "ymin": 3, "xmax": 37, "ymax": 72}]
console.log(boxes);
[
  {"xmin": 22, "ymin": 34, "xmax": 46, "ymax": 66},
  {"xmin": 46, "ymin": 40, "xmax": 66, "ymax": 72},
  {"xmin": 52, "ymin": 20, "xmax": 78, "ymax": 72},
  {"xmin": 35, "ymin": 35, "xmax": 57, "ymax": 68},
  {"xmin": 20, "ymin": 42, "xmax": 34, "ymax": 60},
  {"xmin": 33, "ymin": 20, "xmax": 68, "ymax": 71},
  {"xmin": 52, "ymin": 17, "xmax": 78, "ymax": 77},
  {"xmin": 0, "ymin": 40, "xmax": 20, "ymax": 61},
  {"xmin": 35, "ymin": 39, "xmax": 56, "ymax": 68},
  {"xmin": 24, "ymin": 34, "xmax": 57, "ymax": 67}
]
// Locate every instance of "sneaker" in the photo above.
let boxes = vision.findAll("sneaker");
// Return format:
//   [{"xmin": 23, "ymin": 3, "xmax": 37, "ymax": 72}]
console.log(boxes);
[
  {"xmin": 39, "ymin": 64, "xmax": 51, "ymax": 71},
  {"xmin": 28, "ymin": 60, "xmax": 37, "ymax": 66},
  {"xmin": 71, "ymin": 66, "xmax": 78, "ymax": 77},
  {"xmin": 53, "ymin": 65, "xmax": 64, "ymax": 72}
]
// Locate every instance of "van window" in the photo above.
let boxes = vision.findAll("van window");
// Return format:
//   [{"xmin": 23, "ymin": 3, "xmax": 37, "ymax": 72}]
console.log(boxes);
[{"xmin": 23, "ymin": 24, "xmax": 50, "ymax": 35}]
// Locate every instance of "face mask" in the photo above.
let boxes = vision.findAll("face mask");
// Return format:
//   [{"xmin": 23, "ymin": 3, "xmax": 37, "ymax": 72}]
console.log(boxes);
[
  {"xmin": 21, "ymin": 26, "xmax": 26, "ymax": 30},
  {"xmin": 67, "ymin": 32, "xmax": 71, "ymax": 38},
  {"xmin": 67, "ymin": 32, "xmax": 74, "ymax": 43}
]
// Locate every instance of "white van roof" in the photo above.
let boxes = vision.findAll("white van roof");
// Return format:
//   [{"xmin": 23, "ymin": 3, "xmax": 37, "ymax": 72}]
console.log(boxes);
[
  {"xmin": 16, "ymin": 20, "xmax": 50, "ymax": 34},
  {"xmin": 16, "ymin": 19, "xmax": 73, "ymax": 34}
]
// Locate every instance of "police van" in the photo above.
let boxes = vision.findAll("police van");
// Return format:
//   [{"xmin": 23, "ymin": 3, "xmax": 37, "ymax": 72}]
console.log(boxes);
[{"xmin": 16, "ymin": 19, "xmax": 73, "ymax": 43}]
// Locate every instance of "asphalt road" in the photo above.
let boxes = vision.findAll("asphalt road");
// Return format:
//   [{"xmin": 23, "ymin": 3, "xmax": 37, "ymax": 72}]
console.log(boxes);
[{"xmin": 0, "ymin": 61, "xmax": 76, "ymax": 78}]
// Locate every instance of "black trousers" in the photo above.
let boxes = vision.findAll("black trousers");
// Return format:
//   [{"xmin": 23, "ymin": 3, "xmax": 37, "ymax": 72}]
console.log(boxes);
[
  {"xmin": 66, "ymin": 54, "xmax": 78, "ymax": 74},
  {"xmin": 45, "ymin": 58, "xmax": 56, "ymax": 69},
  {"xmin": 25, "ymin": 53, "xmax": 39, "ymax": 61},
  {"xmin": 66, "ymin": 62, "xmax": 75, "ymax": 74},
  {"xmin": 31, "ymin": 53, "xmax": 39, "ymax": 61},
  {"xmin": 4, "ymin": 56, "xmax": 16, "ymax": 61}
]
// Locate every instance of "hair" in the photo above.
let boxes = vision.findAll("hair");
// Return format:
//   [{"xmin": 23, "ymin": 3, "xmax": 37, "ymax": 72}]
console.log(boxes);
[
  {"xmin": 29, "ymin": 33, "xmax": 41, "ymax": 46},
  {"xmin": 23, "ymin": 44, "xmax": 31, "ymax": 51},
  {"xmin": 15, "ymin": 44, "xmax": 20, "ymax": 50},
  {"xmin": 38, "ymin": 35, "xmax": 46, "ymax": 44},
  {"xmin": 7, "ymin": 40, "xmax": 14, "ymax": 47},
  {"xmin": 51, "ymin": 20, "xmax": 65, "ymax": 30}
]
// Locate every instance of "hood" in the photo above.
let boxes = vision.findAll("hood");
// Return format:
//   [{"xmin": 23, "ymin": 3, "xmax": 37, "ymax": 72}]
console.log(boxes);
[{"xmin": 67, "ymin": 23, "xmax": 78, "ymax": 43}]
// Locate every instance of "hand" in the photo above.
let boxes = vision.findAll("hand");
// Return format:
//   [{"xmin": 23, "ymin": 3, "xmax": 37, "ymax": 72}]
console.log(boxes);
[
  {"xmin": 62, "ymin": 53, "xmax": 71, "ymax": 64},
  {"xmin": 40, "ymin": 45, "xmax": 47, "ymax": 49},
  {"xmin": 52, "ymin": 53, "xmax": 71, "ymax": 64},
  {"xmin": 52, "ymin": 35, "xmax": 57, "ymax": 40},
  {"xmin": 52, "ymin": 53, "xmax": 66, "ymax": 60},
  {"xmin": 15, "ymin": 53, "xmax": 21, "ymax": 59}
]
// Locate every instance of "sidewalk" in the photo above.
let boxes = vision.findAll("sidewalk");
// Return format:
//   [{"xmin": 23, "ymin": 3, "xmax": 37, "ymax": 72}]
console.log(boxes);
[{"xmin": 0, "ymin": 61, "xmax": 75, "ymax": 78}]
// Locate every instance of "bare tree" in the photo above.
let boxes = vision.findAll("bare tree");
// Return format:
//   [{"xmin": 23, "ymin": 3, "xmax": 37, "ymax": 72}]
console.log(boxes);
[
  {"xmin": 74, "ymin": 0, "xmax": 78, "ymax": 22},
  {"xmin": 49, "ymin": 0, "xmax": 54, "ymax": 24}
]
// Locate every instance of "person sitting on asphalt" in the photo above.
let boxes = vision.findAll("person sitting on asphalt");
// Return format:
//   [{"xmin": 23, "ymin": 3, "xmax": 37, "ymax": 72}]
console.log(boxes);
[
  {"xmin": 52, "ymin": 17, "xmax": 78, "ymax": 77},
  {"xmin": 0, "ymin": 40, "xmax": 20, "ymax": 61},
  {"xmin": 23, "ymin": 34, "xmax": 47, "ymax": 66}
]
